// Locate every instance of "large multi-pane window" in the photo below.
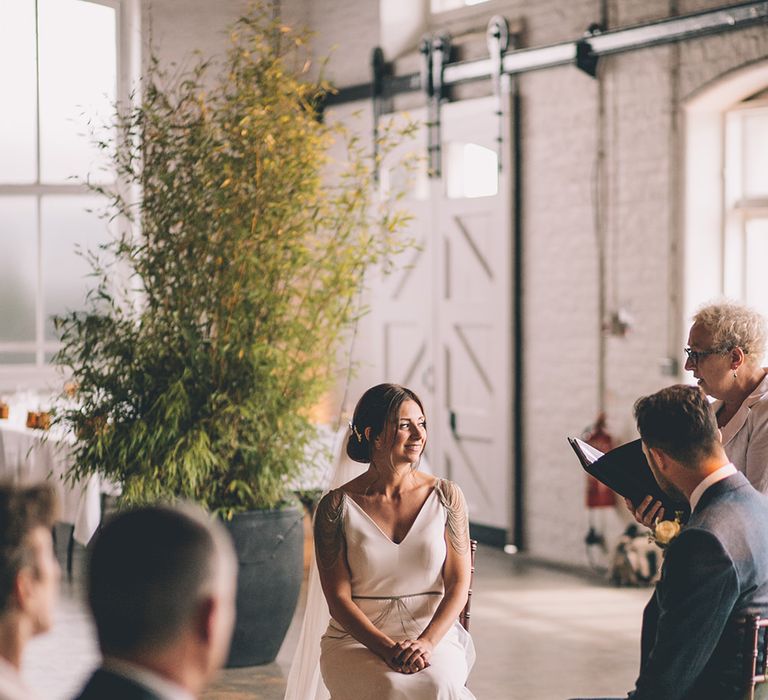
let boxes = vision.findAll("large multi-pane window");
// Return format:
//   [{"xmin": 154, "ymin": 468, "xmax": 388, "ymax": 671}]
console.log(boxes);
[
  {"xmin": 0, "ymin": 0, "xmax": 117, "ymax": 374},
  {"xmin": 724, "ymin": 99, "xmax": 768, "ymax": 321}
]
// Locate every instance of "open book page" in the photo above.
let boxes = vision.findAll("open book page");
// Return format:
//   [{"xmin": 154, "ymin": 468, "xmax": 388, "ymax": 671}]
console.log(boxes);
[{"xmin": 573, "ymin": 438, "xmax": 604, "ymax": 464}]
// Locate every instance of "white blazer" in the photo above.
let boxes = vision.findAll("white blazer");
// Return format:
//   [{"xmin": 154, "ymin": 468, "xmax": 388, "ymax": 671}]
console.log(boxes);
[{"xmin": 713, "ymin": 371, "xmax": 768, "ymax": 494}]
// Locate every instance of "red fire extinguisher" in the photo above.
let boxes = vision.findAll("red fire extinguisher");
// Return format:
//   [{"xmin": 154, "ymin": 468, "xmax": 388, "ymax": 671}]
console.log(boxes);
[{"xmin": 584, "ymin": 412, "xmax": 616, "ymax": 508}]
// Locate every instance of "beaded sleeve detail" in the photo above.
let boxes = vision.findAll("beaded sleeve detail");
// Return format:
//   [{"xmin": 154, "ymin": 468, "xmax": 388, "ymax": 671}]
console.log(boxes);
[
  {"xmin": 314, "ymin": 489, "xmax": 346, "ymax": 570},
  {"xmin": 435, "ymin": 479, "xmax": 470, "ymax": 555}
]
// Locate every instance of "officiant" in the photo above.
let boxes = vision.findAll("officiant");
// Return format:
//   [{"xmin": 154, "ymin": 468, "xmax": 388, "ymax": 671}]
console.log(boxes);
[{"xmin": 629, "ymin": 300, "xmax": 768, "ymax": 525}]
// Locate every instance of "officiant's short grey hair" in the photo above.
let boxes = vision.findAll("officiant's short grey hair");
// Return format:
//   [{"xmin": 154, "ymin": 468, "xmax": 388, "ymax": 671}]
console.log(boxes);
[{"xmin": 693, "ymin": 301, "xmax": 767, "ymax": 363}]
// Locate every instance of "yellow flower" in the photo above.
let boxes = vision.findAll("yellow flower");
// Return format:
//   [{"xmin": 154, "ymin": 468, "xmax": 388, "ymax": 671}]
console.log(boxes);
[
  {"xmin": 654, "ymin": 519, "xmax": 681, "ymax": 545},
  {"xmin": 650, "ymin": 510, "xmax": 686, "ymax": 549}
]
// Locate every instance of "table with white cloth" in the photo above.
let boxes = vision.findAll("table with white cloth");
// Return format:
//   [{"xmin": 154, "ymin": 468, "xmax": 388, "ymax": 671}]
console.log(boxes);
[{"xmin": 0, "ymin": 422, "xmax": 102, "ymax": 545}]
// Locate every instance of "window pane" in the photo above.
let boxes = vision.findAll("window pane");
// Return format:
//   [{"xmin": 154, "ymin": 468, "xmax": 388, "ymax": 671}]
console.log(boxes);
[
  {"xmin": 745, "ymin": 218, "xmax": 768, "ymax": 350},
  {"xmin": 0, "ymin": 352, "xmax": 35, "ymax": 365},
  {"xmin": 0, "ymin": 0, "xmax": 37, "ymax": 183},
  {"xmin": 41, "ymin": 195, "xmax": 110, "ymax": 341},
  {"xmin": 445, "ymin": 142, "xmax": 498, "ymax": 199},
  {"xmin": 38, "ymin": 0, "xmax": 116, "ymax": 184},
  {"xmin": 0, "ymin": 197, "xmax": 37, "ymax": 342},
  {"xmin": 743, "ymin": 110, "xmax": 768, "ymax": 199}
]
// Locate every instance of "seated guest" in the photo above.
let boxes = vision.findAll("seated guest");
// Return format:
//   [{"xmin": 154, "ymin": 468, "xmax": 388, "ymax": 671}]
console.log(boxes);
[
  {"xmin": 573, "ymin": 385, "xmax": 768, "ymax": 700},
  {"xmin": 0, "ymin": 483, "xmax": 59, "ymax": 700},
  {"xmin": 73, "ymin": 504, "xmax": 237, "ymax": 700}
]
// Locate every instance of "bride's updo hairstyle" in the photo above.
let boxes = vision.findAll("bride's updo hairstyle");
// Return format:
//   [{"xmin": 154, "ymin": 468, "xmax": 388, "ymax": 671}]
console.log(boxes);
[{"xmin": 347, "ymin": 383, "xmax": 425, "ymax": 463}]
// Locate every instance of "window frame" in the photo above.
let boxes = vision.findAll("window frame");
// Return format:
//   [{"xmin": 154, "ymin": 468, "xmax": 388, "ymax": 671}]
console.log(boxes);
[
  {"xmin": 682, "ymin": 60, "xmax": 768, "ymax": 376},
  {"xmin": 722, "ymin": 98, "xmax": 768, "ymax": 313},
  {"xmin": 0, "ymin": 0, "xmax": 138, "ymax": 388}
]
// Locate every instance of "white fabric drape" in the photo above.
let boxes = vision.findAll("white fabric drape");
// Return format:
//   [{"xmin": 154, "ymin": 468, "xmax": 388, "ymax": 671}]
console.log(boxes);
[{"xmin": 284, "ymin": 427, "xmax": 367, "ymax": 700}]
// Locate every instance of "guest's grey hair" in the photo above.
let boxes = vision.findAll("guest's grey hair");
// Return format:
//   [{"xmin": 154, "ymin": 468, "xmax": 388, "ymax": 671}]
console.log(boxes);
[
  {"xmin": 87, "ymin": 502, "xmax": 236, "ymax": 656},
  {"xmin": 693, "ymin": 300, "xmax": 767, "ymax": 365}
]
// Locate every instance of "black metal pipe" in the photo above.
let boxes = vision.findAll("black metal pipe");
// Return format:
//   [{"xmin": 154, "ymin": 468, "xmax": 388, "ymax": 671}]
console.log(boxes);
[
  {"xmin": 324, "ymin": 1, "xmax": 768, "ymax": 108},
  {"xmin": 511, "ymin": 77, "xmax": 524, "ymax": 550}
]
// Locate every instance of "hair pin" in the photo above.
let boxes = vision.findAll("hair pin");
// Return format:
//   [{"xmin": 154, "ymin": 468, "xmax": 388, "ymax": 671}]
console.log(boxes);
[{"xmin": 349, "ymin": 421, "xmax": 363, "ymax": 444}]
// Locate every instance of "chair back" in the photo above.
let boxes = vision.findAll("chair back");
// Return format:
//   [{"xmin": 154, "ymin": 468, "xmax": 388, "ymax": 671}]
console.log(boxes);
[
  {"xmin": 458, "ymin": 539, "xmax": 477, "ymax": 631},
  {"xmin": 745, "ymin": 615, "xmax": 768, "ymax": 700}
]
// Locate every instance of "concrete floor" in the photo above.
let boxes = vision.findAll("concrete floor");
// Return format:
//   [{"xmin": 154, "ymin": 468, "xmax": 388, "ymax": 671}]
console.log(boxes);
[{"xmin": 25, "ymin": 530, "xmax": 651, "ymax": 699}]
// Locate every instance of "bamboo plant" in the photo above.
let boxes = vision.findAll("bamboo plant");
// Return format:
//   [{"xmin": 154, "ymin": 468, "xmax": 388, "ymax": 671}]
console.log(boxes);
[{"xmin": 54, "ymin": 7, "xmax": 413, "ymax": 516}]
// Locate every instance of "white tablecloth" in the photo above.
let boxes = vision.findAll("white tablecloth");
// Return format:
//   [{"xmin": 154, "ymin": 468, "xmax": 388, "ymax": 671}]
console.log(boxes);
[{"xmin": 0, "ymin": 422, "xmax": 101, "ymax": 545}]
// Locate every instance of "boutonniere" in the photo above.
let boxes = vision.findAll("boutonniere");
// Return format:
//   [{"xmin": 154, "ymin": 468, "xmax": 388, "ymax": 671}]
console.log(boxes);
[{"xmin": 649, "ymin": 510, "xmax": 685, "ymax": 549}]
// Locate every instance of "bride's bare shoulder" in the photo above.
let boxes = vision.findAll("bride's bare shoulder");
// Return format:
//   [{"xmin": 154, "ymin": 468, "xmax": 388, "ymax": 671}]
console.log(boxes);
[
  {"xmin": 336, "ymin": 473, "xmax": 370, "ymax": 497},
  {"xmin": 413, "ymin": 471, "xmax": 440, "ymax": 489}
]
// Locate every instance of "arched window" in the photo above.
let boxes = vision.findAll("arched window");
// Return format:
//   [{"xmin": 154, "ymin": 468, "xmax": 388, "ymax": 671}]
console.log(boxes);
[
  {"xmin": 0, "ymin": 0, "xmax": 129, "ymax": 384},
  {"xmin": 723, "ymin": 96, "xmax": 768, "ymax": 320},
  {"xmin": 683, "ymin": 61, "xmax": 768, "ymax": 363}
]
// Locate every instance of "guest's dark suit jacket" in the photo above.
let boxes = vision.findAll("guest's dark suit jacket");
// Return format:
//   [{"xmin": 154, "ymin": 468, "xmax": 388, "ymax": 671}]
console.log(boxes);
[
  {"xmin": 631, "ymin": 472, "xmax": 768, "ymax": 700},
  {"xmin": 72, "ymin": 668, "xmax": 163, "ymax": 700}
]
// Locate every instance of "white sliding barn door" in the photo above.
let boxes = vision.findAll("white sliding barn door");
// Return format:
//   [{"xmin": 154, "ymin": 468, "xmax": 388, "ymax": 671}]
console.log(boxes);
[
  {"xmin": 433, "ymin": 97, "xmax": 513, "ymax": 535},
  {"xmin": 372, "ymin": 110, "xmax": 437, "ymax": 426},
  {"xmin": 368, "ymin": 96, "xmax": 514, "ymax": 537}
]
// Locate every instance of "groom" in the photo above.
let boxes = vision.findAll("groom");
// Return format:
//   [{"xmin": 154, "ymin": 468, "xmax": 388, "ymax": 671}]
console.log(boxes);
[{"xmin": 574, "ymin": 384, "xmax": 768, "ymax": 700}]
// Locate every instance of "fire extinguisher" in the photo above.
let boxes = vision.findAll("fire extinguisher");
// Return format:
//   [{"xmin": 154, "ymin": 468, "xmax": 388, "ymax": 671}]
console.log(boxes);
[{"xmin": 583, "ymin": 412, "xmax": 616, "ymax": 508}]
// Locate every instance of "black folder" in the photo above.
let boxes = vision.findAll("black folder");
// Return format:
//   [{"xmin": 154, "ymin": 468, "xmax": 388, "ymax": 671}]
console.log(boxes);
[{"xmin": 568, "ymin": 437, "xmax": 689, "ymax": 522}]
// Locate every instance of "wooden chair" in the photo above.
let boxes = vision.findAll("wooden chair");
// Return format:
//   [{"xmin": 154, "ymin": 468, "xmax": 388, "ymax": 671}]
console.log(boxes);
[
  {"xmin": 459, "ymin": 539, "xmax": 477, "ymax": 631},
  {"xmin": 744, "ymin": 614, "xmax": 768, "ymax": 699}
]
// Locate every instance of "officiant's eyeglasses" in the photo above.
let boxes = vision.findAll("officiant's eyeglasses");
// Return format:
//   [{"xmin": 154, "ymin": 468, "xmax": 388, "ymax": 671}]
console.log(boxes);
[{"xmin": 684, "ymin": 347, "xmax": 723, "ymax": 364}]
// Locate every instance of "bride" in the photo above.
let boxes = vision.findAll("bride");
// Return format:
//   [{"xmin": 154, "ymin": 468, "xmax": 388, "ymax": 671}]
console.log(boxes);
[{"xmin": 290, "ymin": 383, "xmax": 475, "ymax": 699}]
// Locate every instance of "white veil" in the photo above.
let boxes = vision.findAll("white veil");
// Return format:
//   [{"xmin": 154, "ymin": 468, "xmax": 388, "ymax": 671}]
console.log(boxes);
[{"xmin": 283, "ymin": 426, "xmax": 367, "ymax": 700}]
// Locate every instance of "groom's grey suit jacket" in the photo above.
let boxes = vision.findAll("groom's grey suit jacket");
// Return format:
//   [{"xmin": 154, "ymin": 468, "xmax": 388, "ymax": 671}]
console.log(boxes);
[{"xmin": 631, "ymin": 472, "xmax": 768, "ymax": 700}]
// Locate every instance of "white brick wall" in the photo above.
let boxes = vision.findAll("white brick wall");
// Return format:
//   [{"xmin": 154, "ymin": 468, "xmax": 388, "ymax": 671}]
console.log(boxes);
[
  {"xmin": 140, "ymin": 0, "xmax": 250, "ymax": 72},
  {"xmin": 280, "ymin": 0, "xmax": 379, "ymax": 86},
  {"xmin": 518, "ymin": 61, "xmax": 609, "ymax": 563}
]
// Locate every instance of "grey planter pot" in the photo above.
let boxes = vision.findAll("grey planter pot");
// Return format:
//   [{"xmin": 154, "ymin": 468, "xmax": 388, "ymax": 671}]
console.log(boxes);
[{"xmin": 223, "ymin": 505, "xmax": 304, "ymax": 667}]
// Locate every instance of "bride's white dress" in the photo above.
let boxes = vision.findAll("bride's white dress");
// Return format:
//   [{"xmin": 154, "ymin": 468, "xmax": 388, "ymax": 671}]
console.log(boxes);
[{"xmin": 319, "ymin": 482, "xmax": 476, "ymax": 699}]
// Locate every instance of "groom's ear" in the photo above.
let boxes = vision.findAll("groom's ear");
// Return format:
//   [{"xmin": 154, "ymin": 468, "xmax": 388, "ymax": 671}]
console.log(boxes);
[{"xmin": 649, "ymin": 446, "xmax": 671, "ymax": 472}]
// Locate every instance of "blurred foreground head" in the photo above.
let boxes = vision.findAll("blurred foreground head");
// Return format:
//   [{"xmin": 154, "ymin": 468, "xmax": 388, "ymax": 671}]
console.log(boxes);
[
  {"xmin": 87, "ymin": 503, "xmax": 238, "ymax": 692},
  {"xmin": 0, "ymin": 483, "xmax": 59, "ymax": 641}
]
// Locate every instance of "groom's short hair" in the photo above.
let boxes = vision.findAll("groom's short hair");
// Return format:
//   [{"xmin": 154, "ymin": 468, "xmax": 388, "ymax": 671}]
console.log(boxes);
[{"xmin": 634, "ymin": 384, "xmax": 719, "ymax": 468}]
